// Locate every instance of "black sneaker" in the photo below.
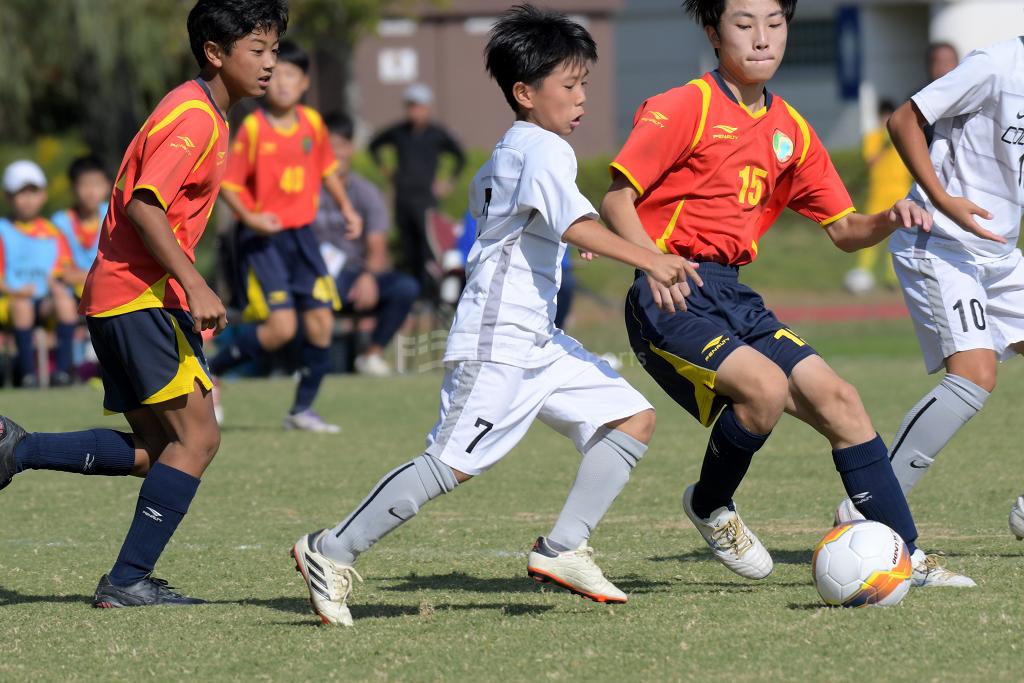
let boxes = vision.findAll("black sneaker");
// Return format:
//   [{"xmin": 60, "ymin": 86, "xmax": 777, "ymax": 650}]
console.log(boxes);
[
  {"xmin": 92, "ymin": 574, "xmax": 206, "ymax": 608},
  {"xmin": 0, "ymin": 416, "xmax": 27, "ymax": 491}
]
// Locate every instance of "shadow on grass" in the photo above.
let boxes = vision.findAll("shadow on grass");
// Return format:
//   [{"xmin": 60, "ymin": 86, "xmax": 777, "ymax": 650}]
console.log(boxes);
[
  {"xmin": 381, "ymin": 571, "xmax": 672, "ymax": 595},
  {"xmin": 787, "ymin": 602, "xmax": 828, "ymax": 611},
  {"xmin": 263, "ymin": 601, "xmax": 556, "ymax": 626},
  {"xmin": 0, "ymin": 587, "xmax": 93, "ymax": 606},
  {"xmin": 648, "ymin": 548, "xmax": 811, "ymax": 566}
]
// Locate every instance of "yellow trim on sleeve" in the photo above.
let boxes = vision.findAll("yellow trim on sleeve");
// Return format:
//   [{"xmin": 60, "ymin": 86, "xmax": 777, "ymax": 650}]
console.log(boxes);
[
  {"xmin": 91, "ymin": 275, "xmax": 169, "ymax": 318},
  {"xmin": 783, "ymin": 102, "xmax": 811, "ymax": 167},
  {"xmin": 609, "ymin": 161, "xmax": 645, "ymax": 197},
  {"xmin": 656, "ymin": 200, "xmax": 685, "ymax": 254},
  {"xmin": 820, "ymin": 207, "xmax": 856, "ymax": 227},
  {"xmin": 322, "ymin": 159, "xmax": 340, "ymax": 177},
  {"xmin": 687, "ymin": 78, "xmax": 712, "ymax": 150},
  {"xmin": 141, "ymin": 314, "xmax": 213, "ymax": 406},
  {"xmin": 133, "ymin": 184, "xmax": 169, "ymax": 211},
  {"xmin": 220, "ymin": 180, "xmax": 246, "ymax": 193},
  {"xmin": 750, "ymin": 240, "xmax": 759, "ymax": 255},
  {"xmin": 146, "ymin": 99, "xmax": 220, "ymax": 174}
]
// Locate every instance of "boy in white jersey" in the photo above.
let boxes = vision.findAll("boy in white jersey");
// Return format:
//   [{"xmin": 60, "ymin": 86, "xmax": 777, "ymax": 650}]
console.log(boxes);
[
  {"xmin": 288, "ymin": 4, "xmax": 696, "ymax": 626},
  {"xmin": 836, "ymin": 37, "xmax": 1024, "ymax": 542}
]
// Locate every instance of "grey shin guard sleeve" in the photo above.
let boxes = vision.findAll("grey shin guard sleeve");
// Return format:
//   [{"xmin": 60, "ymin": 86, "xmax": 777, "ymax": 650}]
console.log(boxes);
[
  {"xmin": 889, "ymin": 373, "xmax": 988, "ymax": 497},
  {"xmin": 547, "ymin": 430, "xmax": 648, "ymax": 550},
  {"xmin": 321, "ymin": 454, "xmax": 458, "ymax": 564}
]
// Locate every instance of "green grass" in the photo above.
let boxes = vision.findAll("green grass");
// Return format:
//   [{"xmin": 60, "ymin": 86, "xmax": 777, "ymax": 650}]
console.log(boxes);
[{"xmin": 1, "ymin": 320, "xmax": 1023, "ymax": 681}]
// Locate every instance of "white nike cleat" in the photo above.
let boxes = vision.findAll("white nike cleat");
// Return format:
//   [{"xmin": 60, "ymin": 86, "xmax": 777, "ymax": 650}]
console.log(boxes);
[
  {"xmin": 283, "ymin": 409, "xmax": 341, "ymax": 434},
  {"xmin": 1009, "ymin": 496, "xmax": 1024, "ymax": 541},
  {"xmin": 910, "ymin": 549, "xmax": 976, "ymax": 588},
  {"xmin": 833, "ymin": 497, "xmax": 867, "ymax": 526},
  {"xmin": 527, "ymin": 537, "xmax": 627, "ymax": 603},
  {"xmin": 682, "ymin": 484, "xmax": 773, "ymax": 580},
  {"xmin": 291, "ymin": 529, "xmax": 363, "ymax": 625}
]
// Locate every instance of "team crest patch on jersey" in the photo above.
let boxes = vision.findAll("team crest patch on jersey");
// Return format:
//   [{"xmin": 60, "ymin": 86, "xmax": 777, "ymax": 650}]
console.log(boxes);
[
  {"xmin": 302, "ymin": 136, "xmax": 313, "ymax": 154},
  {"xmin": 772, "ymin": 130, "xmax": 794, "ymax": 163}
]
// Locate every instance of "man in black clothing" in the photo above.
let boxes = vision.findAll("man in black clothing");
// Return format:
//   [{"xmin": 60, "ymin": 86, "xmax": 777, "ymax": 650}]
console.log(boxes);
[{"xmin": 369, "ymin": 83, "xmax": 466, "ymax": 299}]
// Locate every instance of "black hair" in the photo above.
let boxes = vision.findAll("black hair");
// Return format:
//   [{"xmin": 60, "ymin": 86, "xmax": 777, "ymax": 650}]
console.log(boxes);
[
  {"xmin": 187, "ymin": 0, "xmax": 289, "ymax": 69},
  {"xmin": 485, "ymin": 4, "xmax": 597, "ymax": 113},
  {"xmin": 682, "ymin": 0, "xmax": 797, "ymax": 28},
  {"xmin": 927, "ymin": 41, "xmax": 958, "ymax": 61},
  {"xmin": 67, "ymin": 154, "xmax": 108, "ymax": 185},
  {"xmin": 323, "ymin": 112, "xmax": 354, "ymax": 140},
  {"xmin": 276, "ymin": 39, "xmax": 309, "ymax": 73},
  {"xmin": 878, "ymin": 99, "xmax": 896, "ymax": 117}
]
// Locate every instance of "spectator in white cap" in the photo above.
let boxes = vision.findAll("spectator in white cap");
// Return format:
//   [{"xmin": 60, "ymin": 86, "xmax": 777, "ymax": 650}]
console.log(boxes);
[
  {"xmin": 369, "ymin": 82, "xmax": 465, "ymax": 301},
  {"xmin": 1, "ymin": 159, "xmax": 84, "ymax": 387}
]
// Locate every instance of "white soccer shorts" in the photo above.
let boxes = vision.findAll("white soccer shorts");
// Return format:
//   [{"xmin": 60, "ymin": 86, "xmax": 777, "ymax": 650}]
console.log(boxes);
[
  {"xmin": 424, "ymin": 346, "xmax": 653, "ymax": 476},
  {"xmin": 894, "ymin": 250, "xmax": 1024, "ymax": 373}
]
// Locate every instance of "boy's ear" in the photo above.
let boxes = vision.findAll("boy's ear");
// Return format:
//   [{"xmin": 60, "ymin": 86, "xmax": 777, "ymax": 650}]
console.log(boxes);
[
  {"xmin": 203, "ymin": 40, "xmax": 225, "ymax": 69},
  {"xmin": 704, "ymin": 24, "xmax": 721, "ymax": 50},
  {"xmin": 512, "ymin": 82, "xmax": 533, "ymax": 111}
]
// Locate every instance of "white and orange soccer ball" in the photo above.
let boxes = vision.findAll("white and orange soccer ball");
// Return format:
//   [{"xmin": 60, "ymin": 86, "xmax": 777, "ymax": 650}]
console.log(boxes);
[{"xmin": 811, "ymin": 520, "xmax": 912, "ymax": 607}]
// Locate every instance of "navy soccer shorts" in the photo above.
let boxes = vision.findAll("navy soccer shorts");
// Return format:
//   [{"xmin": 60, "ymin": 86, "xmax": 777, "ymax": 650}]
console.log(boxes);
[
  {"xmin": 235, "ymin": 224, "xmax": 340, "ymax": 321},
  {"xmin": 624, "ymin": 263, "xmax": 818, "ymax": 427},
  {"xmin": 87, "ymin": 307, "xmax": 213, "ymax": 414}
]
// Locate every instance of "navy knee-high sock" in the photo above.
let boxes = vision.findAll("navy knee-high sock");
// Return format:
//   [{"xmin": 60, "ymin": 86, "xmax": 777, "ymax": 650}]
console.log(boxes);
[
  {"xmin": 691, "ymin": 407, "xmax": 770, "ymax": 518},
  {"xmin": 55, "ymin": 323, "xmax": 76, "ymax": 374},
  {"xmin": 291, "ymin": 342, "xmax": 330, "ymax": 414},
  {"xmin": 108, "ymin": 462, "xmax": 200, "ymax": 586},
  {"xmin": 208, "ymin": 324, "xmax": 264, "ymax": 376},
  {"xmin": 12, "ymin": 328, "xmax": 35, "ymax": 381},
  {"xmin": 15, "ymin": 429, "xmax": 134, "ymax": 475},
  {"xmin": 833, "ymin": 434, "xmax": 918, "ymax": 553}
]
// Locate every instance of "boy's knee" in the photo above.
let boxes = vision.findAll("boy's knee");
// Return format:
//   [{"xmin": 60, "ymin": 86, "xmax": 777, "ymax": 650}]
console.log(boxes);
[
  {"xmin": 611, "ymin": 408, "xmax": 655, "ymax": 444},
  {"xmin": 180, "ymin": 427, "xmax": 220, "ymax": 468},
  {"xmin": 262, "ymin": 312, "xmax": 298, "ymax": 348},
  {"xmin": 734, "ymin": 365, "xmax": 788, "ymax": 428}
]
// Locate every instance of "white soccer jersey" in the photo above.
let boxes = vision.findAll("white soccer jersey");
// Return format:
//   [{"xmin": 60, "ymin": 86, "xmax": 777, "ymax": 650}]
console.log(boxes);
[
  {"xmin": 444, "ymin": 121, "xmax": 598, "ymax": 368},
  {"xmin": 890, "ymin": 36, "xmax": 1024, "ymax": 263}
]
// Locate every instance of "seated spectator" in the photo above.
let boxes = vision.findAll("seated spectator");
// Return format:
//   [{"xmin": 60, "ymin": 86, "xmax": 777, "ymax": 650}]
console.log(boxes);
[
  {"xmin": 0, "ymin": 160, "xmax": 86, "ymax": 387},
  {"xmin": 51, "ymin": 154, "xmax": 110, "ymax": 293},
  {"xmin": 311, "ymin": 113, "xmax": 420, "ymax": 377}
]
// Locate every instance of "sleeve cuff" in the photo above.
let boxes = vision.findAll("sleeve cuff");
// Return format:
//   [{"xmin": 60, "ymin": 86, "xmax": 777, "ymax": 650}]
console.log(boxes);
[{"xmin": 609, "ymin": 162, "xmax": 644, "ymax": 197}]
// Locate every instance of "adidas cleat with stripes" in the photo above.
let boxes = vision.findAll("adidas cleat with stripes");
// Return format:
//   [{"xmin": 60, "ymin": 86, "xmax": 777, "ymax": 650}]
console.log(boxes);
[
  {"xmin": 291, "ymin": 529, "xmax": 362, "ymax": 626},
  {"xmin": 526, "ymin": 537, "xmax": 627, "ymax": 604}
]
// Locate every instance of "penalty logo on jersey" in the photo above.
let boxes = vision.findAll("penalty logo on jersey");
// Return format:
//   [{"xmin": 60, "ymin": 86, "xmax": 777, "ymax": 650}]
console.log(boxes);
[{"xmin": 772, "ymin": 130, "xmax": 794, "ymax": 164}]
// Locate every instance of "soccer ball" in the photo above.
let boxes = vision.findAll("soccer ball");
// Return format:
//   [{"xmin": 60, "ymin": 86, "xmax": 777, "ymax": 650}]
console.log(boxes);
[
  {"xmin": 811, "ymin": 520, "xmax": 912, "ymax": 607},
  {"xmin": 843, "ymin": 267, "xmax": 876, "ymax": 295}
]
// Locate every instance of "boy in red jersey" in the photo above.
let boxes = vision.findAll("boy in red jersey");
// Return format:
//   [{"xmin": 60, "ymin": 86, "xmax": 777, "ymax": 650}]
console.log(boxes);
[
  {"xmin": 603, "ymin": 0, "xmax": 974, "ymax": 587},
  {"xmin": 210, "ymin": 40, "xmax": 361, "ymax": 433},
  {"xmin": 0, "ymin": 0, "xmax": 288, "ymax": 608}
]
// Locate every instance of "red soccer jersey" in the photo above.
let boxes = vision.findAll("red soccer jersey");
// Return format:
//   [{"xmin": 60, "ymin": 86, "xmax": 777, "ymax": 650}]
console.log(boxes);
[
  {"xmin": 611, "ymin": 71, "xmax": 854, "ymax": 265},
  {"xmin": 221, "ymin": 106, "xmax": 338, "ymax": 229},
  {"xmin": 80, "ymin": 79, "xmax": 229, "ymax": 316}
]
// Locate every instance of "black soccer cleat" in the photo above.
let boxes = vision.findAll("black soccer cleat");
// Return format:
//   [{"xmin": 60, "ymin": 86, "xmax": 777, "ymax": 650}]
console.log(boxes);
[
  {"xmin": 92, "ymin": 574, "xmax": 207, "ymax": 608},
  {"xmin": 0, "ymin": 416, "xmax": 27, "ymax": 491}
]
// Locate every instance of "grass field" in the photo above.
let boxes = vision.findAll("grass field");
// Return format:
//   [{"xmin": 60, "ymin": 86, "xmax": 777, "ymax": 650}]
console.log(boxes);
[{"xmin": 2, "ymin": 321, "xmax": 1023, "ymax": 682}]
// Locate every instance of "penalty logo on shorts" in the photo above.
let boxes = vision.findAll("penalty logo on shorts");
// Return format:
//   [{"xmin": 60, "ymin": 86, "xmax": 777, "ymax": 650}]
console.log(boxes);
[{"xmin": 772, "ymin": 130, "xmax": 794, "ymax": 164}]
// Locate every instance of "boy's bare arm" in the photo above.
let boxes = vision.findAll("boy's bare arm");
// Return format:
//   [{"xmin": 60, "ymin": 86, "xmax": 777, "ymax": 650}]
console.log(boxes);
[
  {"xmin": 888, "ymin": 101, "xmax": 1001, "ymax": 242},
  {"xmin": 323, "ymin": 173, "xmax": 363, "ymax": 239},
  {"xmin": 825, "ymin": 200, "xmax": 932, "ymax": 252},
  {"xmin": 125, "ymin": 190, "xmax": 226, "ymax": 333},
  {"xmin": 219, "ymin": 186, "xmax": 282, "ymax": 235}
]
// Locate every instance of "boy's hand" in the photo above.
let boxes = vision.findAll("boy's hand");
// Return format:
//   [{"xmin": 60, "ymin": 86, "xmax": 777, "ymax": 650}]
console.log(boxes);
[
  {"xmin": 245, "ymin": 212, "xmax": 283, "ymax": 236},
  {"xmin": 185, "ymin": 281, "xmax": 228, "ymax": 334},
  {"xmin": 343, "ymin": 209, "xmax": 363, "ymax": 239},
  {"xmin": 933, "ymin": 195, "xmax": 1004, "ymax": 244},
  {"xmin": 887, "ymin": 199, "xmax": 933, "ymax": 232},
  {"xmin": 347, "ymin": 272, "xmax": 379, "ymax": 311},
  {"xmin": 578, "ymin": 249, "xmax": 596, "ymax": 261},
  {"xmin": 643, "ymin": 253, "xmax": 702, "ymax": 313}
]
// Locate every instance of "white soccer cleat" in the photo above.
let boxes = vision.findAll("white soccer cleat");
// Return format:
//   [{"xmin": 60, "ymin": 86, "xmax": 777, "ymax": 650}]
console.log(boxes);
[
  {"xmin": 527, "ymin": 537, "xmax": 627, "ymax": 604},
  {"xmin": 354, "ymin": 353, "xmax": 393, "ymax": 377},
  {"xmin": 291, "ymin": 530, "xmax": 362, "ymax": 626},
  {"xmin": 283, "ymin": 409, "xmax": 341, "ymax": 434},
  {"xmin": 833, "ymin": 497, "xmax": 867, "ymax": 526},
  {"xmin": 910, "ymin": 549, "xmax": 976, "ymax": 588},
  {"xmin": 1009, "ymin": 496, "xmax": 1024, "ymax": 541},
  {"xmin": 682, "ymin": 484, "xmax": 773, "ymax": 580}
]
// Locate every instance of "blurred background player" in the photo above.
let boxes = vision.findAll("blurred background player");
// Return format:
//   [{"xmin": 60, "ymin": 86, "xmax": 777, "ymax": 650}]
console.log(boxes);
[
  {"xmin": 211, "ymin": 40, "xmax": 361, "ymax": 432},
  {"xmin": 923, "ymin": 42, "xmax": 960, "ymax": 145},
  {"xmin": 290, "ymin": 4, "xmax": 694, "ymax": 626},
  {"xmin": 0, "ymin": 0, "xmax": 287, "ymax": 607},
  {"xmin": 369, "ymin": 83, "xmax": 465, "ymax": 301},
  {"xmin": 0, "ymin": 159, "xmax": 84, "ymax": 387},
  {"xmin": 310, "ymin": 112, "xmax": 420, "ymax": 377},
  {"xmin": 603, "ymin": 0, "xmax": 972, "ymax": 588},
  {"xmin": 837, "ymin": 36, "xmax": 1024, "ymax": 543},
  {"xmin": 843, "ymin": 101, "xmax": 913, "ymax": 294}
]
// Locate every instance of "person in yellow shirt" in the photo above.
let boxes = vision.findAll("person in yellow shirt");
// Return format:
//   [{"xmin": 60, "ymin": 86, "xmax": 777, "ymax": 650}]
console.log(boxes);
[{"xmin": 844, "ymin": 101, "xmax": 913, "ymax": 293}]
